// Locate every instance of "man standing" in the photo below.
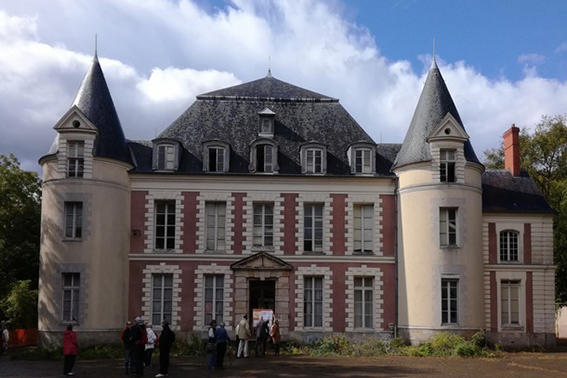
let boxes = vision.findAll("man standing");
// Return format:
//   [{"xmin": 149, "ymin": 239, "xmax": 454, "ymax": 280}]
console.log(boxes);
[
  {"xmin": 255, "ymin": 317, "xmax": 269, "ymax": 357},
  {"xmin": 120, "ymin": 321, "xmax": 135, "ymax": 375},
  {"xmin": 132, "ymin": 317, "xmax": 147, "ymax": 376},
  {"xmin": 155, "ymin": 320, "xmax": 175, "ymax": 378},
  {"xmin": 237, "ymin": 314, "xmax": 251, "ymax": 358}
]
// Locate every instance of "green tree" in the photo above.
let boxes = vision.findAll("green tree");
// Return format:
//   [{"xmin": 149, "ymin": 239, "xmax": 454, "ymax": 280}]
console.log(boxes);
[
  {"xmin": 0, "ymin": 154, "xmax": 42, "ymax": 322},
  {"xmin": 0, "ymin": 280, "xmax": 38, "ymax": 328},
  {"xmin": 484, "ymin": 115, "xmax": 567, "ymax": 301}
]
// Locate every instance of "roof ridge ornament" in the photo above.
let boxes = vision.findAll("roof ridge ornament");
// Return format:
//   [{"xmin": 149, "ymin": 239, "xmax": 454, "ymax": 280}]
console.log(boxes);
[
  {"xmin": 431, "ymin": 38, "xmax": 437, "ymax": 69},
  {"xmin": 94, "ymin": 33, "xmax": 99, "ymax": 62},
  {"xmin": 267, "ymin": 55, "xmax": 272, "ymax": 77}
]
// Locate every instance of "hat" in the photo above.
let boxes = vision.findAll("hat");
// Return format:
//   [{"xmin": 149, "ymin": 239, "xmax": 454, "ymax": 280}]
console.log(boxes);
[{"xmin": 135, "ymin": 316, "xmax": 142, "ymax": 324}]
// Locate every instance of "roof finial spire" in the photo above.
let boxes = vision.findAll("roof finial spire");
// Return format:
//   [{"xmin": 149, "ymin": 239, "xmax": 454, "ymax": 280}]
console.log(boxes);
[
  {"xmin": 431, "ymin": 38, "xmax": 437, "ymax": 69},
  {"xmin": 267, "ymin": 55, "xmax": 272, "ymax": 77},
  {"xmin": 94, "ymin": 33, "xmax": 98, "ymax": 62}
]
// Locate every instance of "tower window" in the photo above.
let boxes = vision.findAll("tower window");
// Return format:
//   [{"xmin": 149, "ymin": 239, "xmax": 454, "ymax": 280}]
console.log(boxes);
[
  {"xmin": 440, "ymin": 149, "xmax": 456, "ymax": 182},
  {"xmin": 67, "ymin": 141, "xmax": 84, "ymax": 178}
]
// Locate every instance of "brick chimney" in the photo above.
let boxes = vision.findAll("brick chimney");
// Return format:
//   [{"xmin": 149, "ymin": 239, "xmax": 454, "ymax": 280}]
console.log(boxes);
[{"xmin": 503, "ymin": 124, "xmax": 521, "ymax": 176}]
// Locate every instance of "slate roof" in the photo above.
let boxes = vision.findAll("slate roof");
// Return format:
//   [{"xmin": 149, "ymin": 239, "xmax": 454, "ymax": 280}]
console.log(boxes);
[
  {"xmin": 48, "ymin": 54, "xmax": 130, "ymax": 163},
  {"xmin": 482, "ymin": 169, "xmax": 554, "ymax": 214},
  {"xmin": 393, "ymin": 61, "xmax": 480, "ymax": 169},
  {"xmin": 131, "ymin": 75, "xmax": 385, "ymax": 176}
]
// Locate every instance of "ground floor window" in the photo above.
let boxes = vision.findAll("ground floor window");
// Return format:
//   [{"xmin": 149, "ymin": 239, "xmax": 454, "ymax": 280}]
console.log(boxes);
[
  {"xmin": 354, "ymin": 277, "xmax": 373, "ymax": 328},
  {"xmin": 152, "ymin": 274, "xmax": 173, "ymax": 325},
  {"xmin": 205, "ymin": 275, "xmax": 224, "ymax": 324},
  {"xmin": 441, "ymin": 278, "xmax": 458, "ymax": 324},
  {"xmin": 304, "ymin": 276, "xmax": 323, "ymax": 327},
  {"xmin": 501, "ymin": 279, "xmax": 520, "ymax": 326},
  {"xmin": 62, "ymin": 273, "xmax": 80, "ymax": 322}
]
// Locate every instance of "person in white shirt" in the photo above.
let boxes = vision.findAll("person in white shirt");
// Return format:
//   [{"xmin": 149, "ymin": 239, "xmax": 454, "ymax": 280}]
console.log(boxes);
[{"xmin": 144, "ymin": 323, "xmax": 157, "ymax": 367}]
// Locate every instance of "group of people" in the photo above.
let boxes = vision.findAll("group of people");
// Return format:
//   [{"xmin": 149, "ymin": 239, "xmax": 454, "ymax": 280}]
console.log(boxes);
[
  {"xmin": 206, "ymin": 314, "xmax": 281, "ymax": 370},
  {"xmin": 120, "ymin": 317, "xmax": 176, "ymax": 377}
]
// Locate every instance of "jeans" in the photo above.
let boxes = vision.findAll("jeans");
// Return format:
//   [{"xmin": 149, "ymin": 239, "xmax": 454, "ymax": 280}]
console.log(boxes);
[
  {"xmin": 124, "ymin": 349, "xmax": 133, "ymax": 374},
  {"xmin": 237, "ymin": 339, "xmax": 249, "ymax": 357}
]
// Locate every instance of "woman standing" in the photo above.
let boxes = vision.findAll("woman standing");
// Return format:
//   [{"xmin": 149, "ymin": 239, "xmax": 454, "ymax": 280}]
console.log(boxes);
[
  {"xmin": 145, "ymin": 322, "xmax": 157, "ymax": 367},
  {"xmin": 63, "ymin": 324, "xmax": 79, "ymax": 376},
  {"xmin": 270, "ymin": 319, "xmax": 281, "ymax": 356}
]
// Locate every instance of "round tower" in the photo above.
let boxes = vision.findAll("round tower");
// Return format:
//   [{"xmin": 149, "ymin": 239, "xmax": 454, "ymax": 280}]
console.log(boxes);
[
  {"xmin": 393, "ymin": 61, "xmax": 485, "ymax": 344},
  {"xmin": 38, "ymin": 53, "xmax": 132, "ymax": 346}
]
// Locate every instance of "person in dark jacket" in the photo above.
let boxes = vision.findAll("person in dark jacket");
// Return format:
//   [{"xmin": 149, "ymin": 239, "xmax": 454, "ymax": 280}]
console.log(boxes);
[
  {"xmin": 63, "ymin": 324, "xmax": 79, "ymax": 376},
  {"xmin": 255, "ymin": 317, "xmax": 269, "ymax": 357},
  {"xmin": 215, "ymin": 322, "xmax": 230, "ymax": 369},
  {"xmin": 132, "ymin": 316, "xmax": 147, "ymax": 376},
  {"xmin": 155, "ymin": 320, "xmax": 176, "ymax": 378},
  {"xmin": 207, "ymin": 320, "xmax": 217, "ymax": 369},
  {"xmin": 120, "ymin": 320, "xmax": 135, "ymax": 375}
]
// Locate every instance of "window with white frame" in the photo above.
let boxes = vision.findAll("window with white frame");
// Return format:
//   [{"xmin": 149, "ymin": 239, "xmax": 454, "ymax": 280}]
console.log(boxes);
[
  {"xmin": 157, "ymin": 144, "xmax": 175, "ymax": 170},
  {"xmin": 205, "ymin": 202, "xmax": 226, "ymax": 251},
  {"xmin": 152, "ymin": 274, "xmax": 173, "ymax": 325},
  {"xmin": 62, "ymin": 273, "xmax": 80, "ymax": 322},
  {"xmin": 501, "ymin": 279, "xmax": 520, "ymax": 326},
  {"xmin": 155, "ymin": 200, "xmax": 176, "ymax": 250},
  {"xmin": 306, "ymin": 148, "xmax": 323, "ymax": 173},
  {"xmin": 67, "ymin": 141, "xmax": 84, "ymax": 178},
  {"xmin": 441, "ymin": 278, "xmax": 458, "ymax": 324},
  {"xmin": 440, "ymin": 149, "xmax": 456, "ymax": 182},
  {"xmin": 260, "ymin": 118, "xmax": 273, "ymax": 135},
  {"xmin": 354, "ymin": 204, "xmax": 373, "ymax": 253},
  {"xmin": 208, "ymin": 146, "xmax": 226, "ymax": 172},
  {"xmin": 500, "ymin": 230, "xmax": 519, "ymax": 262},
  {"xmin": 439, "ymin": 208, "xmax": 457, "ymax": 247},
  {"xmin": 204, "ymin": 275, "xmax": 224, "ymax": 325},
  {"xmin": 304, "ymin": 276, "xmax": 323, "ymax": 327},
  {"xmin": 354, "ymin": 277, "xmax": 373, "ymax": 328},
  {"xmin": 253, "ymin": 203, "xmax": 274, "ymax": 247},
  {"xmin": 304, "ymin": 204, "xmax": 323, "ymax": 252},
  {"xmin": 256, "ymin": 144, "xmax": 274, "ymax": 173},
  {"xmin": 64, "ymin": 202, "xmax": 83, "ymax": 239},
  {"xmin": 354, "ymin": 148, "xmax": 372, "ymax": 174}
]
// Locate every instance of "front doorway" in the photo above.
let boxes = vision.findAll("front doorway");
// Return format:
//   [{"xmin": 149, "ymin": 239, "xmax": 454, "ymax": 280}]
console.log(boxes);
[{"xmin": 249, "ymin": 279, "xmax": 276, "ymax": 319}]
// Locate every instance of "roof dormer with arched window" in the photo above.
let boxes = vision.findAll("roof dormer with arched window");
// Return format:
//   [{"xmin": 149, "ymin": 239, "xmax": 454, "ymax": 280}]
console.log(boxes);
[
  {"xmin": 202, "ymin": 140, "xmax": 230, "ymax": 173},
  {"xmin": 300, "ymin": 142, "xmax": 327, "ymax": 174},
  {"xmin": 249, "ymin": 138, "xmax": 279, "ymax": 173},
  {"xmin": 347, "ymin": 142, "xmax": 376, "ymax": 175},
  {"xmin": 152, "ymin": 138, "xmax": 181, "ymax": 171}
]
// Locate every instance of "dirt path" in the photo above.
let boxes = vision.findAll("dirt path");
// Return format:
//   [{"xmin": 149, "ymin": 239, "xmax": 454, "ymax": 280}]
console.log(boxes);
[{"xmin": 3, "ymin": 353, "xmax": 567, "ymax": 377}]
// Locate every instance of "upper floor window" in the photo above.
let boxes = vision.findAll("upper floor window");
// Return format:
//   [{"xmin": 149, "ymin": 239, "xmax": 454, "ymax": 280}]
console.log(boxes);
[
  {"xmin": 441, "ymin": 278, "xmax": 458, "ymax": 325},
  {"xmin": 354, "ymin": 204, "xmax": 373, "ymax": 253},
  {"xmin": 500, "ymin": 230, "xmax": 519, "ymax": 262},
  {"xmin": 253, "ymin": 203, "xmax": 274, "ymax": 248},
  {"xmin": 155, "ymin": 200, "xmax": 176, "ymax": 250},
  {"xmin": 250, "ymin": 139, "xmax": 279, "ymax": 173},
  {"xmin": 258, "ymin": 108, "xmax": 275, "ymax": 137},
  {"xmin": 64, "ymin": 202, "xmax": 83, "ymax": 239},
  {"xmin": 157, "ymin": 145, "xmax": 175, "ymax": 170},
  {"xmin": 203, "ymin": 141, "xmax": 230, "ymax": 173},
  {"xmin": 67, "ymin": 141, "xmax": 84, "ymax": 178},
  {"xmin": 439, "ymin": 208, "xmax": 457, "ymax": 247},
  {"xmin": 300, "ymin": 143, "xmax": 327, "ymax": 174},
  {"xmin": 440, "ymin": 149, "xmax": 456, "ymax": 182},
  {"xmin": 348, "ymin": 143, "xmax": 376, "ymax": 175},
  {"xmin": 62, "ymin": 273, "xmax": 80, "ymax": 322},
  {"xmin": 206, "ymin": 202, "xmax": 226, "ymax": 251},
  {"xmin": 208, "ymin": 147, "xmax": 225, "ymax": 172},
  {"xmin": 304, "ymin": 204, "xmax": 323, "ymax": 252}
]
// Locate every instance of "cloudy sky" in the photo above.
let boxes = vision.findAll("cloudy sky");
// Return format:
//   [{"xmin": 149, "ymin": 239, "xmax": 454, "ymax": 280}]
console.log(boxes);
[{"xmin": 1, "ymin": 0, "xmax": 567, "ymax": 173}]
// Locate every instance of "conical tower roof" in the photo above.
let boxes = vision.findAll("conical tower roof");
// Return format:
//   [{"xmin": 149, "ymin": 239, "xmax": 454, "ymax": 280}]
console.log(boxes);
[
  {"xmin": 393, "ymin": 61, "xmax": 480, "ymax": 169},
  {"xmin": 65, "ymin": 53, "xmax": 130, "ymax": 163}
]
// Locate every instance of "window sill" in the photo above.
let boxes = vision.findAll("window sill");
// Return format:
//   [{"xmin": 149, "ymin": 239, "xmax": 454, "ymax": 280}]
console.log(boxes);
[
  {"xmin": 302, "ymin": 251, "xmax": 326, "ymax": 255},
  {"xmin": 353, "ymin": 251, "xmax": 375, "ymax": 255},
  {"xmin": 440, "ymin": 245, "xmax": 460, "ymax": 250},
  {"xmin": 440, "ymin": 323, "xmax": 460, "ymax": 328},
  {"xmin": 352, "ymin": 328, "xmax": 375, "ymax": 332},
  {"xmin": 205, "ymin": 250, "xmax": 227, "ymax": 254},
  {"xmin": 62, "ymin": 238, "xmax": 82, "ymax": 242},
  {"xmin": 501, "ymin": 325, "xmax": 524, "ymax": 332},
  {"xmin": 498, "ymin": 261, "xmax": 522, "ymax": 264},
  {"xmin": 252, "ymin": 246, "xmax": 275, "ymax": 252}
]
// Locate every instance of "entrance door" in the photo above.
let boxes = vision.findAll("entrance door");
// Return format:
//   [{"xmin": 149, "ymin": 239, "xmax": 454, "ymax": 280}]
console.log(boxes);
[{"xmin": 249, "ymin": 280, "xmax": 276, "ymax": 319}]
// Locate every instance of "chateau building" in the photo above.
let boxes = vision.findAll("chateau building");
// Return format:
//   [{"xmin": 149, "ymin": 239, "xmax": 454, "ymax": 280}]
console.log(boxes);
[{"xmin": 38, "ymin": 53, "xmax": 556, "ymax": 348}]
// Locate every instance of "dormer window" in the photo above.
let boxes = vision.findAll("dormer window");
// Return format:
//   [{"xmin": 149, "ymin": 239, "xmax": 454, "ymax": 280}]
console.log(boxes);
[
  {"xmin": 152, "ymin": 139, "xmax": 180, "ymax": 171},
  {"xmin": 348, "ymin": 142, "xmax": 376, "ymax": 175},
  {"xmin": 203, "ymin": 141, "xmax": 230, "ymax": 173},
  {"xmin": 300, "ymin": 142, "xmax": 327, "ymax": 174},
  {"xmin": 67, "ymin": 141, "xmax": 84, "ymax": 178},
  {"xmin": 249, "ymin": 139, "xmax": 279, "ymax": 173},
  {"xmin": 157, "ymin": 144, "xmax": 175, "ymax": 170},
  {"xmin": 440, "ymin": 149, "xmax": 456, "ymax": 182},
  {"xmin": 258, "ymin": 108, "xmax": 275, "ymax": 137}
]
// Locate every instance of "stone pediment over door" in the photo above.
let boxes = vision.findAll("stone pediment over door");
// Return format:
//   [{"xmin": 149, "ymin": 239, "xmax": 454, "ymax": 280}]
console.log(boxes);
[{"xmin": 230, "ymin": 252, "xmax": 293, "ymax": 271}]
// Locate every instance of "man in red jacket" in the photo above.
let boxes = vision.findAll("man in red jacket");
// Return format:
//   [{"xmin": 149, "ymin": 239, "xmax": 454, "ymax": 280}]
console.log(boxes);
[{"xmin": 63, "ymin": 324, "xmax": 78, "ymax": 376}]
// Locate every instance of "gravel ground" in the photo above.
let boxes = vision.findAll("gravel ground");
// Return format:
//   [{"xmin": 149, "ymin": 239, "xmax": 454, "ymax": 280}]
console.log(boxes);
[{"xmin": 3, "ymin": 352, "xmax": 567, "ymax": 377}]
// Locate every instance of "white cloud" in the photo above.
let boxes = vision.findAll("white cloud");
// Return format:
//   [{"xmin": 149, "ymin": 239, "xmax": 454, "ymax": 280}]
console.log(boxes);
[
  {"xmin": 1, "ymin": 1, "xmax": 567, "ymax": 174},
  {"xmin": 555, "ymin": 41, "xmax": 567, "ymax": 54}
]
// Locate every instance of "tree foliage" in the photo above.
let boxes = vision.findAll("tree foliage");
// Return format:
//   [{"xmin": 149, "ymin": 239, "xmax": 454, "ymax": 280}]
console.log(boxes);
[
  {"xmin": 484, "ymin": 115, "xmax": 567, "ymax": 301},
  {"xmin": 0, "ymin": 154, "xmax": 41, "ymax": 322},
  {"xmin": 0, "ymin": 280, "xmax": 38, "ymax": 328}
]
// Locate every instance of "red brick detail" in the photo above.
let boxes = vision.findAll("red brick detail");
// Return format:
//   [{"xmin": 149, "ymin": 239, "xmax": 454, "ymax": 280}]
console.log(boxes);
[
  {"xmin": 380, "ymin": 263, "xmax": 396, "ymax": 331},
  {"xmin": 380, "ymin": 195, "xmax": 396, "ymax": 256},
  {"xmin": 130, "ymin": 191, "xmax": 148, "ymax": 253},
  {"xmin": 526, "ymin": 272, "xmax": 533, "ymax": 334},
  {"xmin": 231, "ymin": 193, "xmax": 246, "ymax": 254},
  {"xmin": 179, "ymin": 263, "xmax": 196, "ymax": 331},
  {"xmin": 330, "ymin": 194, "xmax": 347, "ymax": 256},
  {"xmin": 128, "ymin": 261, "xmax": 144, "ymax": 320},
  {"xmin": 281, "ymin": 193, "xmax": 298, "ymax": 255},
  {"xmin": 182, "ymin": 192, "xmax": 198, "ymax": 253},
  {"xmin": 503, "ymin": 125, "xmax": 521, "ymax": 177},
  {"xmin": 488, "ymin": 223, "xmax": 497, "ymax": 264},
  {"xmin": 288, "ymin": 269, "xmax": 296, "ymax": 331},
  {"xmin": 524, "ymin": 223, "xmax": 532, "ymax": 264},
  {"xmin": 331, "ymin": 264, "xmax": 346, "ymax": 331},
  {"xmin": 490, "ymin": 271, "xmax": 497, "ymax": 332}
]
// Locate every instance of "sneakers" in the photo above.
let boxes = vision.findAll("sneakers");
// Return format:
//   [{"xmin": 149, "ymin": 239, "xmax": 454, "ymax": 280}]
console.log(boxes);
[
  {"xmin": 155, "ymin": 374, "xmax": 164, "ymax": 377},
  {"xmin": 67, "ymin": 373, "xmax": 75, "ymax": 376}
]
